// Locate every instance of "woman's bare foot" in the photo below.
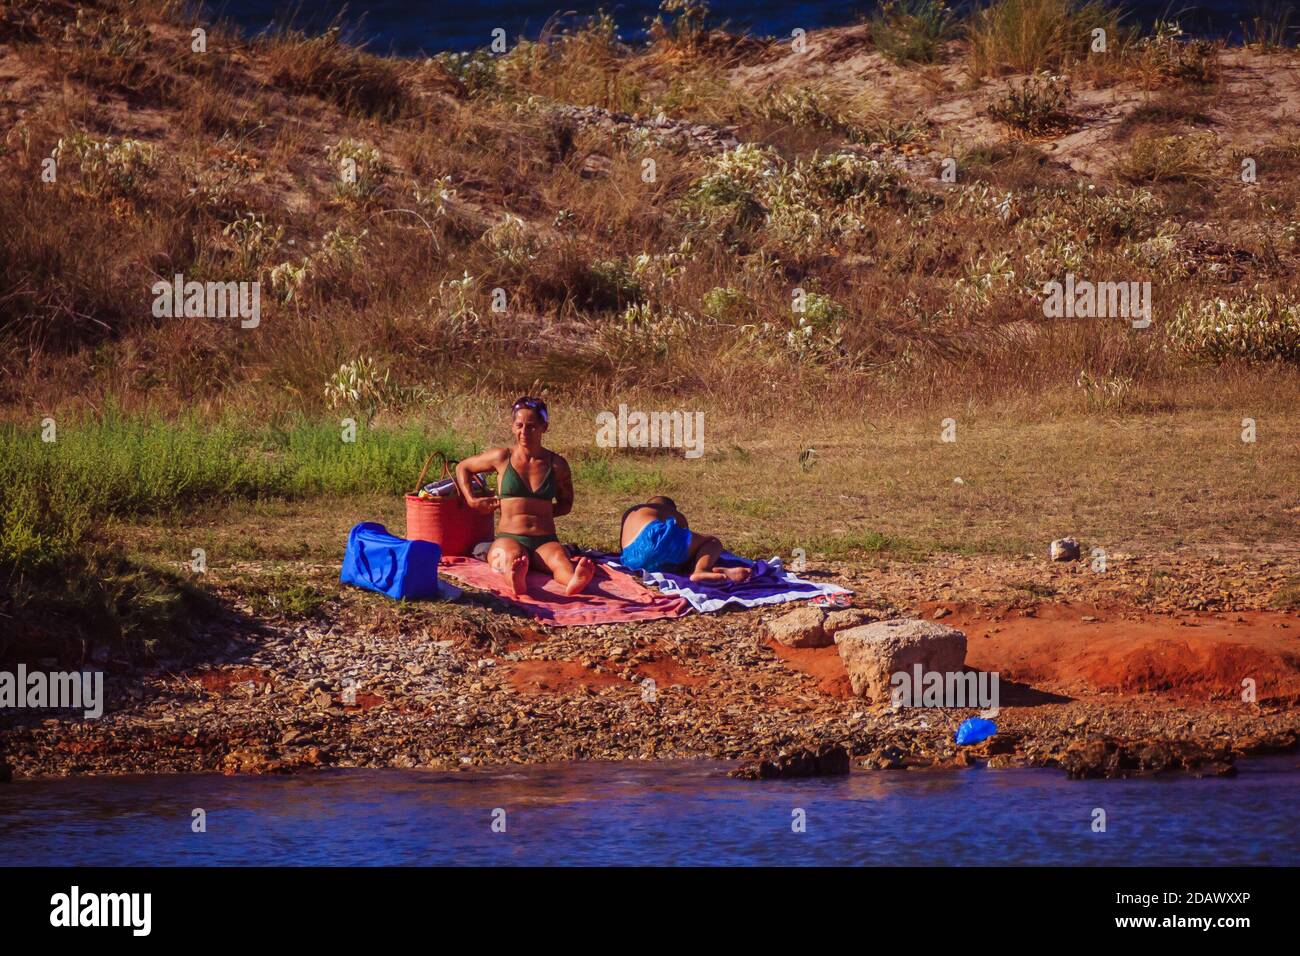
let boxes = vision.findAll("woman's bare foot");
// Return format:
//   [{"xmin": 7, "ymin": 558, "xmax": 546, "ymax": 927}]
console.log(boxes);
[
  {"xmin": 497, "ymin": 553, "xmax": 529, "ymax": 596},
  {"xmin": 721, "ymin": 566, "xmax": 752, "ymax": 583},
  {"xmin": 565, "ymin": 556, "xmax": 595, "ymax": 595}
]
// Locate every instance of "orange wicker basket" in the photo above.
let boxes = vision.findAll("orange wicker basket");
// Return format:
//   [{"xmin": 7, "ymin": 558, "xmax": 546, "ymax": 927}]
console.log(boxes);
[{"xmin": 404, "ymin": 454, "xmax": 494, "ymax": 557}]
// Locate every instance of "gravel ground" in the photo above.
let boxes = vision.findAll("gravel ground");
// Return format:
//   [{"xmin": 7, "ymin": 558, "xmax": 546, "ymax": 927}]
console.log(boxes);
[{"xmin": 4, "ymin": 550, "xmax": 1298, "ymax": 781}]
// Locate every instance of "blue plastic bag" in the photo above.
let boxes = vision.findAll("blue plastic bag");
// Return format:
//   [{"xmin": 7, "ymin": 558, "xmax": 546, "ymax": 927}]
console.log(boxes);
[
  {"xmin": 340, "ymin": 521, "xmax": 446, "ymax": 601},
  {"xmin": 954, "ymin": 717, "xmax": 997, "ymax": 746}
]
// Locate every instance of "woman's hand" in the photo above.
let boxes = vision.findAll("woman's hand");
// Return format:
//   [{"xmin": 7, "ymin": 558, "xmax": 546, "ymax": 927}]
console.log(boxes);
[{"xmin": 454, "ymin": 447, "xmax": 507, "ymax": 511}]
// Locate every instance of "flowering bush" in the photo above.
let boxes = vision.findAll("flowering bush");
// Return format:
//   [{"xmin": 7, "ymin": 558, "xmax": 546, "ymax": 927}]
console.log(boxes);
[
  {"xmin": 598, "ymin": 303, "xmax": 698, "ymax": 361},
  {"xmin": 1166, "ymin": 295, "xmax": 1300, "ymax": 362},
  {"xmin": 222, "ymin": 212, "xmax": 284, "ymax": 273},
  {"xmin": 326, "ymin": 138, "xmax": 387, "ymax": 202},
  {"xmin": 687, "ymin": 145, "xmax": 904, "ymax": 247},
  {"xmin": 53, "ymin": 133, "xmax": 154, "ymax": 198},
  {"xmin": 324, "ymin": 356, "xmax": 399, "ymax": 422}
]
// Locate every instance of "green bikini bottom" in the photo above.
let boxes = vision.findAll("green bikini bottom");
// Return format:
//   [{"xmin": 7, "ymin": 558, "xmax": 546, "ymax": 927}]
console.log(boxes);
[{"xmin": 496, "ymin": 531, "xmax": 560, "ymax": 551}]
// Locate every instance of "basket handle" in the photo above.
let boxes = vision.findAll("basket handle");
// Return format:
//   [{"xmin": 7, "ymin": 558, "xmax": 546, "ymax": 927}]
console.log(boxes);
[{"xmin": 414, "ymin": 451, "xmax": 456, "ymax": 492}]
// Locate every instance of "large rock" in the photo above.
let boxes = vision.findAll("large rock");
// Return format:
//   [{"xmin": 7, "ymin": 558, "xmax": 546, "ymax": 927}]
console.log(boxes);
[
  {"xmin": 823, "ymin": 607, "xmax": 880, "ymax": 637},
  {"xmin": 766, "ymin": 606, "xmax": 829, "ymax": 648},
  {"xmin": 834, "ymin": 618, "xmax": 968, "ymax": 701},
  {"xmin": 730, "ymin": 743, "xmax": 850, "ymax": 780},
  {"xmin": 1049, "ymin": 537, "xmax": 1080, "ymax": 561},
  {"xmin": 766, "ymin": 605, "xmax": 881, "ymax": 649}
]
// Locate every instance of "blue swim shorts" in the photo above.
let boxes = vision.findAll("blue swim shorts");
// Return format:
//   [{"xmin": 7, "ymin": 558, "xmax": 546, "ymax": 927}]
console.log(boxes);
[{"xmin": 620, "ymin": 517, "xmax": 692, "ymax": 573}]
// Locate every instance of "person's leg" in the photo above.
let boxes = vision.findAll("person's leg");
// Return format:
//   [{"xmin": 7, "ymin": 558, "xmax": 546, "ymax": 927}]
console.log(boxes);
[
  {"xmin": 487, "ymin": 535, "xmax": 530, "ymax": 596},
  {"xmin": 535, "ymin": 540, "xmax": 595, "ymax": 595},
  {"xmin": 685, "ymin": 533, "xmax": 751, "ymax": 584}
]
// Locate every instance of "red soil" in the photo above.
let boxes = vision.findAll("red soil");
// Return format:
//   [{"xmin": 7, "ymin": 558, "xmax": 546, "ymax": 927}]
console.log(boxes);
[
  {"xmin": 196, "ymin": 667, "xmax": 275, "ymax": 694},
  {"xmin": 504, "ymin": 653, "xmax": 708, "ymax": 696},
  {"xmin": 505, "ymin": 660, "xmax": 628, "ymax": 696},
  {"xmin": 774, "ymin": 603, "xmax": 1300, "ymax": 702},
  {"xmin": 769, "ymin": 641, "xmax": 854, "ymax": 699}
]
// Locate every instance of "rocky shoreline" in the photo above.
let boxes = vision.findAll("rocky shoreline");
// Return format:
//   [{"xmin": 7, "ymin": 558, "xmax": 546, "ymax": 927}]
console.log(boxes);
[{"xmin": 4, "ymin": 553, "xmax": 1299, "ymax": 782}]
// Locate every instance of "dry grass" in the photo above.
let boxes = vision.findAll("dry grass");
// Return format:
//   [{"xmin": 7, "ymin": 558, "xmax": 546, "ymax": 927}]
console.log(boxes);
[
  {"xmin": 966, "ymin": 0, "xmax": 1119, "ymax": 77},
  {"xmin": 1114, "ymin": 132, "xmax": 1218, "ymax": 185},
  {"xmin": 1, "ymin": 1, "xmax": 1297, "ymax": 419},
  {"xmin": 3, "ymin": 0, "xmax": 1299, "ymax": 659}
]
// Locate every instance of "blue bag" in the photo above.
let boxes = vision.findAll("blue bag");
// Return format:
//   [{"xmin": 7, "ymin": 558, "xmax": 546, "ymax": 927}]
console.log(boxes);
[
  {"xmin": 340, "ymin": 522, "xmax": 445, "ymax": 601},
  {"xmin": 954, "ymin": 717, "xmax": 997, "ymax": 746}
]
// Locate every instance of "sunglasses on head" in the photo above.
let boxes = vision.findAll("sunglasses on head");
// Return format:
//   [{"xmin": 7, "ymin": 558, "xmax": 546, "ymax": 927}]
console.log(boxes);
[{"xmin": 512, "ymin": 397, "xmax": 548, "ymax": 423}]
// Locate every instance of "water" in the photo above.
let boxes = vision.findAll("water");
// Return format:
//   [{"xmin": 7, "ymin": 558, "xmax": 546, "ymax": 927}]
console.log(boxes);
[
  {"xmin": 3, "ymin": 757, "xmax": 1298, "ymax": 865},
  {"xmin": 207, "ymin": 1, "xmax": 1284, "ymax": 56}
]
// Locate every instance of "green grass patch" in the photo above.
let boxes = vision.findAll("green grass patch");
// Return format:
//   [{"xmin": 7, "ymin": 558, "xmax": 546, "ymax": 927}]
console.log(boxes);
[
  {"xmin": 570, "ymin": 454, "xmax": 666, "ymax": 495},
  {"xmin": 238, "ymin": 570, "xmax": 329, "ymax": 620},
  {"xmin": 0, "ymin": 413, "xmax": 472, "ymax": 661}
]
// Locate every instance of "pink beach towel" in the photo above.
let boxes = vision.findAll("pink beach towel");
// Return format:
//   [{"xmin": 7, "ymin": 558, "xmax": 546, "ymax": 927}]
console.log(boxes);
[{"xmin": 439, "ymin": 556, "xmax": 689, "ymax": 627}]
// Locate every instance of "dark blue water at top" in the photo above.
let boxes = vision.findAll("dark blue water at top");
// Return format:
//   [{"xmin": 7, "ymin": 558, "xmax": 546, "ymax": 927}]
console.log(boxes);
[
  {"xmin": 3, "ymin": 757, "xmax": 1298, "ymax": 865},
  {"xmin": 203, "ymin": 1, "xmax": 1293, "ymax": 56}
]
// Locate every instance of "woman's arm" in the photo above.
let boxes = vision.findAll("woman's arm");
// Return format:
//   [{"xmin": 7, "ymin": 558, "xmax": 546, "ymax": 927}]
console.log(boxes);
[
  {"xmin": 552, "ymin": 454, "xmax": 575, "ymax": 517},
  {"xmin": 455, "ymin": 448, "xmax": 506, "ymax": 514}
]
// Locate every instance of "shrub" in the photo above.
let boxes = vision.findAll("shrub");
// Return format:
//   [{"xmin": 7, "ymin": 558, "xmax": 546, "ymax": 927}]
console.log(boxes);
[
  {"xmin": 986, "ymin": 71, "xmax": 1072, "ymax": 134},
  {"xmin": 1166, "ymin": 296, "xmax": 1300, "ymax": 362},
  {"xmin": 701, "ymin": 286, "xmax": 751, "ymax": 321},
  {"xmin": 1133, "ymin": 20, "xmax": 1218, "ymax": 86},
  {"xmin": 432, "ymin": 49, "xmax": 499, "ymax": 96},
  {"xmin": 740, "ymin": 291, "xmax": 848, "ymax": 366},
  {"xmin": 52, "ymin": 133, "xmax": 155, "ymax": 199},
  {"xmin": 481, "ymin": 214, "xmax": 541, "ymax": 269},
  {"xmin": 323, "ymin": 355, "xmax": 420, "ymax": 423},
  {"xmin": 1076, "ymin": 369, "xmax": 1137, "ymax": 411},
  {"xmin": 63, "ymin": 8, "xmax": 168, "ymax": 97},
  {"xmin": 872, "ymin": 0, "xmax": 958, "ymax": 64},
  {"xmin": 267, "ymin": 25, "xmax": 409, "ymax": 118},
  {"xmin": 658, "ymin": 0, "xmax": 712, "ymax": 47},
  {"xmin": 688, "ymin": 146, "xmax": 905, "ymax": 248},
  {"xmin": 222, "ymin": 212, "xmax": 284, "ymax": 273},
  {"xmin": 1114, "ymin": 132, "xmax": 1216, "ymax": 185},
  {"xmin": 598, "ymin": 303, "xmax": 699, "ymax": 362},
  {"xmin": 1073, "ymin": 186, "xmax": 1163, "ymax": 239},
  {"xmin": 757, "ymin": 84, "xmax": 848, "ymax": 133},
  {"xmin": 957, "ymin": 253, "xmax": 1018, "ymax": 305},
  {"xmin": 326, "ymin": 138, "xmax": 388, "ymax": 203},
  {"xmin": 587, "ymin": 259, "xmax": 646, "ymax": 306}
]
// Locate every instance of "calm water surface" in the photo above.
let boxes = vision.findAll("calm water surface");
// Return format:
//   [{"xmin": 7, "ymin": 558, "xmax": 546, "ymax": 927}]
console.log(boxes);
[
  {"xmin": 210, "ymin": 1, "xmax": 1279, "ymax": 55},
  {"xmin": 3, "ymin": 757, "xmax": 1298, "ymax": 865}
]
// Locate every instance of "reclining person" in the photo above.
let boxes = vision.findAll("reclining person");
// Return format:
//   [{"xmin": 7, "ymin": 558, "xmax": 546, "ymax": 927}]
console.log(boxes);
[{"xmin": 618, "ymin": 496, "xmax": 751, "ymax": 584}]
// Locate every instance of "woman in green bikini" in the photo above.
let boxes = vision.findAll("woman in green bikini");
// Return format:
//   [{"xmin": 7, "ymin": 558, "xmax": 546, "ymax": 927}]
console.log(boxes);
[{"xmin": 453, "ymin": 397, "xmax": 595, "ymax": 597}]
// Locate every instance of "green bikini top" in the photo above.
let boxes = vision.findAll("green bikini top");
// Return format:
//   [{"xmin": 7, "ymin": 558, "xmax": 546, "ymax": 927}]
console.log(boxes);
[{"xmin": 500, "ymin": 454, "xmax": 556, "ymax": 501}]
